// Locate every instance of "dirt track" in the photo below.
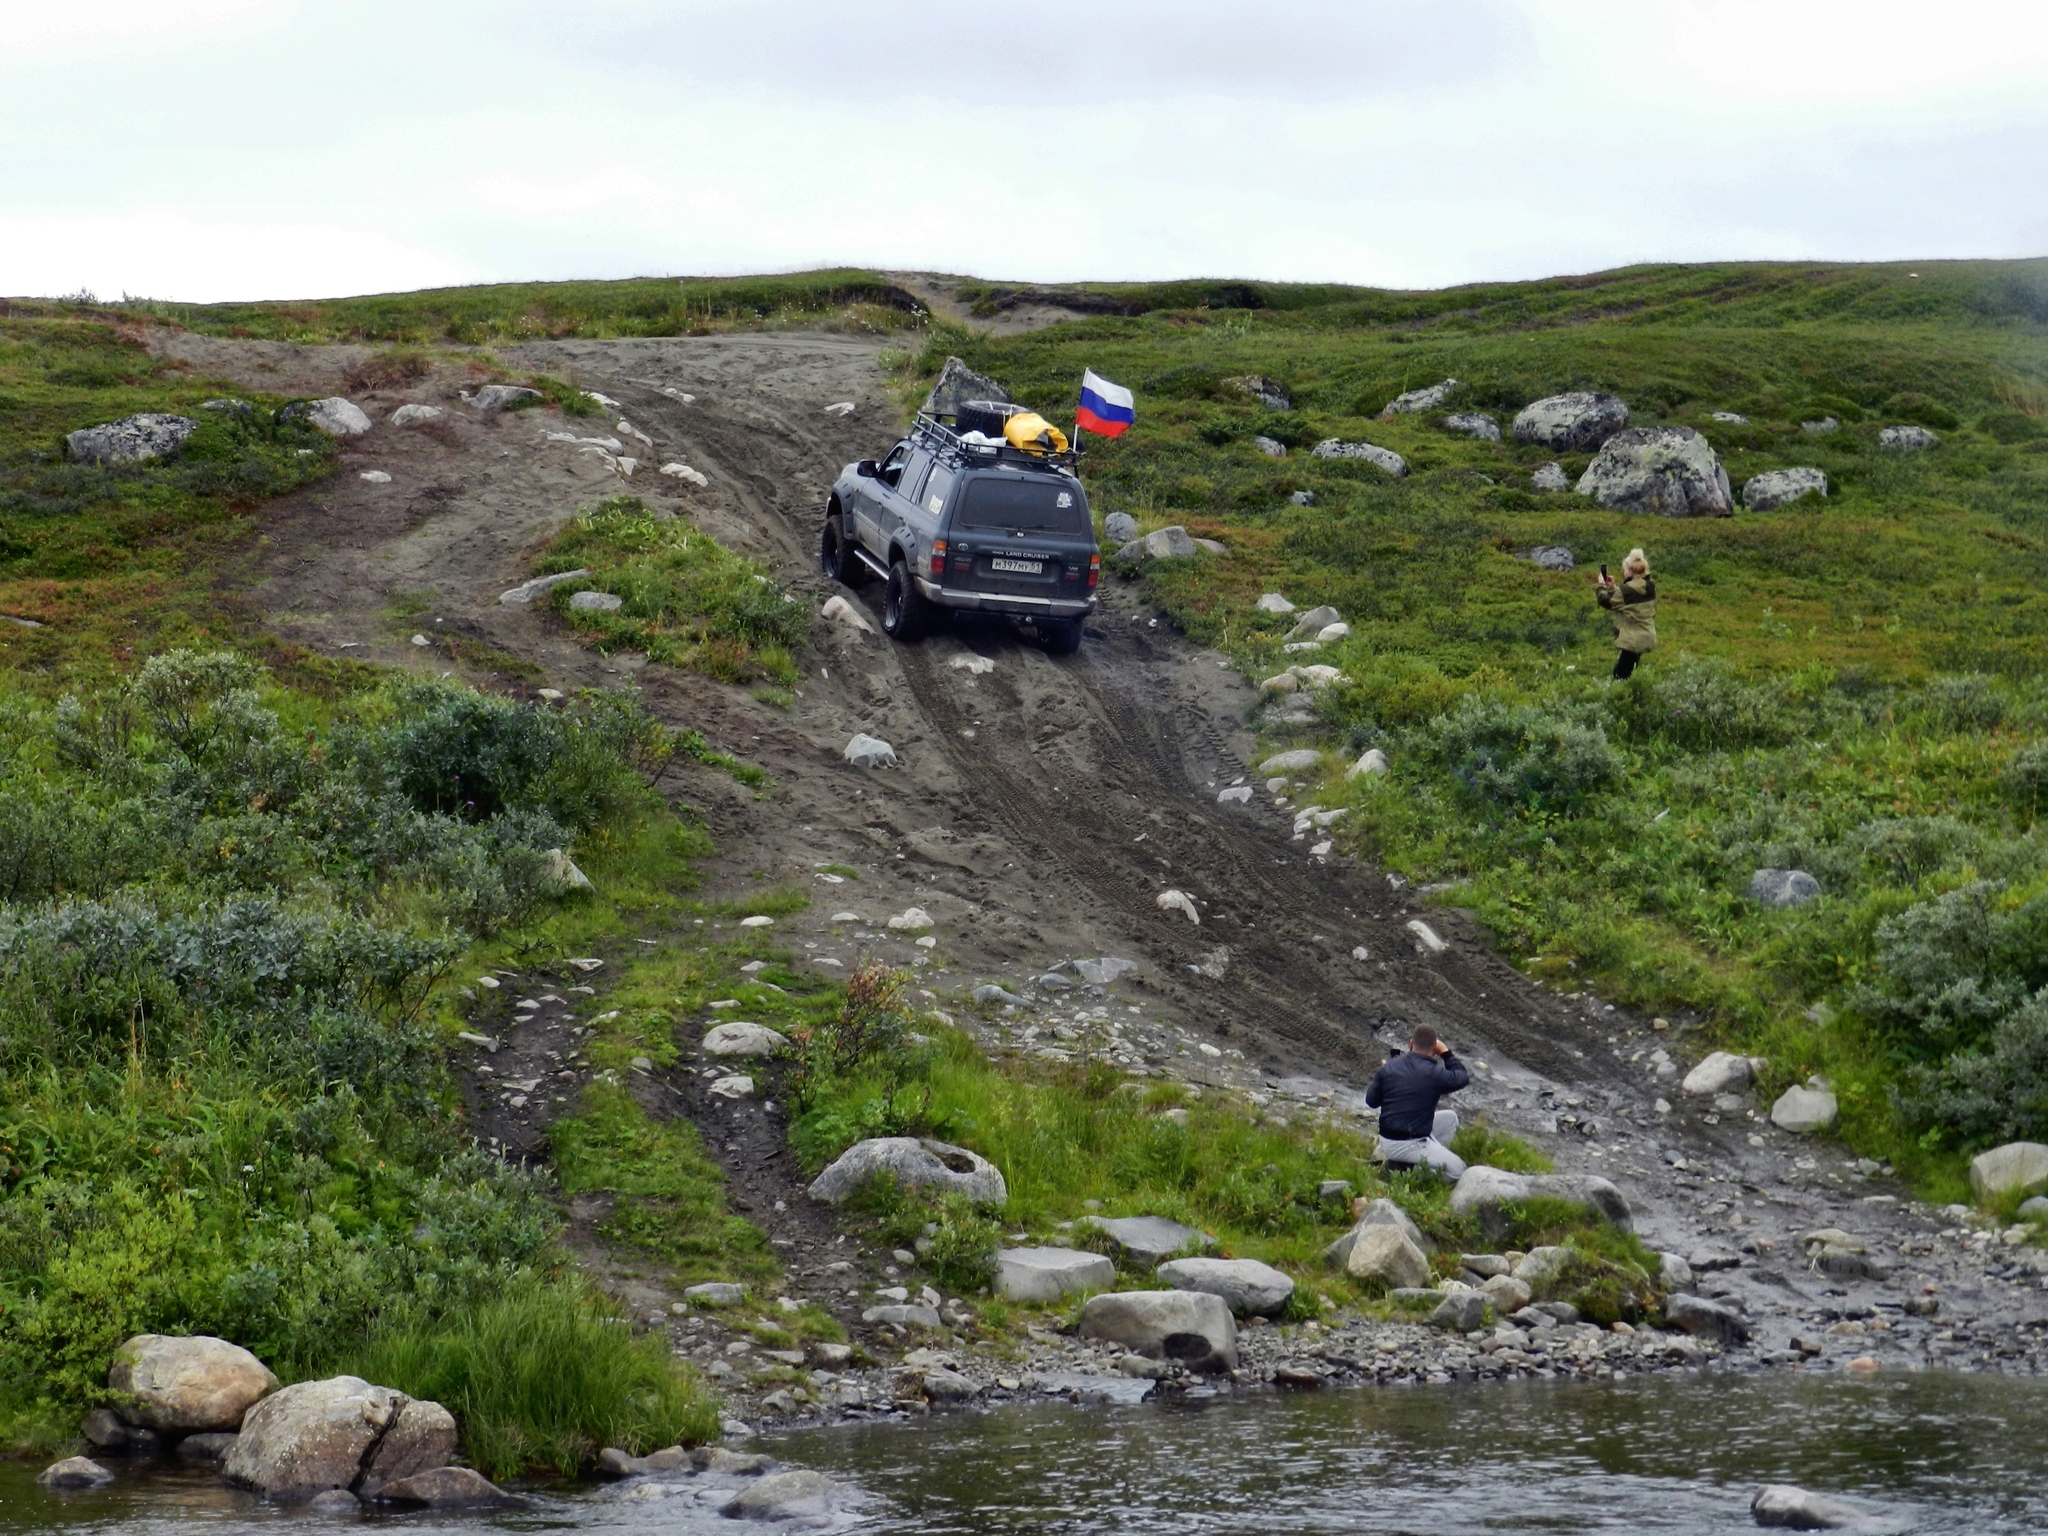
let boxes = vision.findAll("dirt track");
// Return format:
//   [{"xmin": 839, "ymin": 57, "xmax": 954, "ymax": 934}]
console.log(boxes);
[{"xmin": 155, "ymin": 325, "xmax": 2046, "ymax": 1359}]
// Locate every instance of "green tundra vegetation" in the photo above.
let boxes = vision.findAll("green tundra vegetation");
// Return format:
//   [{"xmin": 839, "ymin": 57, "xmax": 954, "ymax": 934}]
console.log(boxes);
[{"xmin": 920, "ymin": 258, "xmax": 2048, "ymax": 1196}]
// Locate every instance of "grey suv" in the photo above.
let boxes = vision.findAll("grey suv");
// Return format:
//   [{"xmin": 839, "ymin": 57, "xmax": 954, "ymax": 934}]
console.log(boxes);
[{"xmin": 821, "ymin": 409, "xmax": 1099, "ymax": 654}]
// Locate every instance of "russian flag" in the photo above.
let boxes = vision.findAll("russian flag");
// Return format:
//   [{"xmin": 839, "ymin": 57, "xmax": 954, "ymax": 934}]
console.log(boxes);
[{"xmin": 1076, "ymin": 368, "xmax": 1135, "ymax": 438}]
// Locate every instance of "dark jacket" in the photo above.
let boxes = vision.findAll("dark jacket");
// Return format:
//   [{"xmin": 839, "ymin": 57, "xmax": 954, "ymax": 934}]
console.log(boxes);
[
  {"xmin": 1597, "ymin": 575, "xmax": 1657, "ymax": 654},
  {"xmin": 1364, "ymin": 1049, "xmax": 1470, "ymax": 1140}
]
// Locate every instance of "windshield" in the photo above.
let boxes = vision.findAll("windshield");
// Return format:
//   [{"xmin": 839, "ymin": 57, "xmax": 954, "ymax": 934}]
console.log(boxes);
[{"xmin": 955, "ymin": 475, "xmax": 1090, "ymax": 535}]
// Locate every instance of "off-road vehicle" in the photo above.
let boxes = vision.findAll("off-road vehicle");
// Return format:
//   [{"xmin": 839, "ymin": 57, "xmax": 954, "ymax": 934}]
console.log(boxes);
[{"xmin": 820, "ymin": 404, "xmax": 1099, "ymax": 654}]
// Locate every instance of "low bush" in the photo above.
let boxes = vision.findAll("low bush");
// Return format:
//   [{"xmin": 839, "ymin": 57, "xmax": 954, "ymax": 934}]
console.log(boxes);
[{"xmin": 1429, "ymin": 695, "xmax": 1620, "ymax": 816}]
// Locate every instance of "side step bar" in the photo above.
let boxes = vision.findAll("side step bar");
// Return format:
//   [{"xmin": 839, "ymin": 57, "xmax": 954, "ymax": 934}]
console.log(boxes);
[{"xmin": 853, "ymin": 546, "xmax": 893, "ymax": 580}]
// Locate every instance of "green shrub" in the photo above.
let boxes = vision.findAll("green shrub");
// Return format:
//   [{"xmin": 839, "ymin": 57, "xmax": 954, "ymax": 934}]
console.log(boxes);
[
  {"xmin": 1882, "ymin": 393, "xmax": 1961, "ymax": 430},
  {"xmin": 1429, "ymin": 695, "xmax": 1620, "ymax": 815},
  {"xmin": 1632, "ymin": 656, "xmax": 1794, "ymax": 749},
  {"xmin": 345, "ymin": 1282, "xmax": 719, "ymax": 1478},
  {"xmin": 1979, "ymin": 411, "xmax": 2044, "ymax": 444},
  {"xmin": 2006, "ymin": 743, "xmax": 2048, "ymax": 820},
  {"xmin": 1900, "ymin": 985, "xmax": 2048, "ymax": 1146}
]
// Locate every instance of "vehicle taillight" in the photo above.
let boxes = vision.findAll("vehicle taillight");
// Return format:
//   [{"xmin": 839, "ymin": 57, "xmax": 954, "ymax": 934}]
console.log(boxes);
[
  {"xmin": 929, "ymin": 540, "xmax": 947, "ymax": 579},
  {"xmin": 1087, "ymin": 552, "xmax": 1101, "ymax": 589}
]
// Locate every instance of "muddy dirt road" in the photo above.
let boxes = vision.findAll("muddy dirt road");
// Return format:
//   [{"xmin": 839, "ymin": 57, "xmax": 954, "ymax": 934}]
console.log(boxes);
[{"xmin": 159, "ymin": 325, "xmax": 2046, "ymax": 1360}]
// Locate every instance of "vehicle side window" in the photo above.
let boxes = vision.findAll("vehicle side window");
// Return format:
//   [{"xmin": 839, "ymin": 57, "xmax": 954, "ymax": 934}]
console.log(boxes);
[
  {"xmin": 897, "ymin": 450, "xmax": 933, "ymax": 507},
  {"xmin": 877, "ymin": 444, "xmax": 910, "ymax": 487},
  {"xmin": 922, "ymin": 466, "xmax": 956, "ymax": 519}
]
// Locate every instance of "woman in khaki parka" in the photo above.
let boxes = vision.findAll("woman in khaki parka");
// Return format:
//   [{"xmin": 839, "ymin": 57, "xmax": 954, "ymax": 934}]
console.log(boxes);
[{"xmin": 1595, "ymin": 547, "xmax": 1656, "ymax": 679}]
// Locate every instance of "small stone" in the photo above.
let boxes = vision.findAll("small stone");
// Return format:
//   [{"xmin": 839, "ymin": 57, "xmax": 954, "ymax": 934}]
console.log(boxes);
[
  {"xmin": 702, "ymin": 1022, "xmax": 790, "ymax": 1057},
  {"xmin": 685, "ymin": 1282, "xmax": 748, "ymax": 1307},
  {"xmin": 843, "ymin": 733, "xmax": 897, "ymax": 769},
  {"xmin": 886, "ymin": 907, "xmax": 934, "ymax": 931},
  {"xmin": 1441, "ymin": 412, "xmax": 1499, "ymax": 441},
  {"xmin": 722, "ymin": 1469, "xmax": 842, "ymax": 1522},
  {"xmin": 388, "ymin": 404, "xmax": 441, "ymax": 426},
  {"xmin": 809, "ymin": 1138, "xmax": 1006, "ymax": 1207},
  {"xmin": 1380, "ymin": 379, "xmax": 1459, "ymax": 415},
  {"xmin": 1801, "ymin": 416, "xmax": 1840, "ymax": 436},
  {"xmin": 1681, "ymin": 1052, "xmax": 1758, "ymax": 1096},
  {"xmin": 709, "ymin": 1075, "xmax": 755, "ymax": 1099},
  {"xmin": 1665, "ymin": 1292, "xmax": 1750, "ymax": 1345},
  {"xmin": 1103, "ymin": 511, "xmax": 1140, "ymax": 542},
  {"xmin": 1750, "ymin": 869, "xmax": 1821, "ymax": 908},
  {"xmin": 1348, "ymin": 748, "xmax": 1389, "ymax": 778},
  {"xmin": 1771, "ymin": 1085, "xmax": 1838, "ymax": 1134},
  {"xmin": 972, "ymin": 984, "xmax": 1030, "ymax": 1006},
  {"xmin": 1530, "ymin": 463, "xmax": 1569, "ymax": 492},
  {"xmin": 1156, "ymin": 889, "xmax": 1200, "ymax": 923},
  {"xmin": 308, "ymin": 1490, "xmax": 360, "ymax": 1517},
  {"xmin": 372, "ymin": 1468, "xmax": 516, "ymax": 1508},
  {"xmin": 466, "ymin": 384, "xmax": 541, "ymax": 411},
  {"xmin": 1751, "ymin": 1484, "xmax": 1890, "ymax": 1530},
  {"xmin": 1255, "ymin": 593, "xmax": 1296, "ymax": 614},
  {"xmin": 298, "ymin": 397, "xmax": 374, "ymax": 437},
  {"xmin": 38, "ymin": 1457, "xmax": 114, "ymax": 1489},
  {"xmin": 1429, "ymin": 1292, "xmax": 1492, "ymax": 1332},
  {"xmin": 1879, "ymin": 424, "xmax": 1938, "ymax": 451},
  {"xmin": 358, "ymin": 470, "xmax": 392, "ymax": 484},
  {"xmin": 568, "ymin": 590, "xmax": 623, "ymax": 611},
  {"xmin": 1513, "ymin": 392, "xmax": 1628, "ymax": 453},
  {"xmin": 1290, "ymin": 489, "xmax": 1315, "ymax": 505},
  {"xmin": 738, "ymin": 914, "xmax": 774, "ymax": 928},
  {"xmin": 1742, "ymin": 467, "xmax": 1827, "ymax": 512},
  {"xmin": 1310, "ymin": 439, "xmax": 1406, "ymax": 476},
  {"xmin": 1259, "ymin": 748, "xmax": 1324, "ymax": 774},
  {"xmin": 1253, "ymin": 436, "xmax": 1287, "ymax": 458},
  {"xmin": 1342, "ymin": 1225, "xmax": 1431, "ymax": 1289}
]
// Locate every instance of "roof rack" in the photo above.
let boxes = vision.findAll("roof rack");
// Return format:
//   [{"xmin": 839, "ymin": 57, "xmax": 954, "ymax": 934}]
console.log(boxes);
[{"xmin": 910, "ymin": 412, "xmax": 1076, "ymax": 474}]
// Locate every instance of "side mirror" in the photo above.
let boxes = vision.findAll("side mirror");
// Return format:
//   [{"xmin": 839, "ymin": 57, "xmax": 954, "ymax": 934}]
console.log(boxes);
[{"xmin": 854, "ymin": 459, "xmax": 879, "ymax": 479}]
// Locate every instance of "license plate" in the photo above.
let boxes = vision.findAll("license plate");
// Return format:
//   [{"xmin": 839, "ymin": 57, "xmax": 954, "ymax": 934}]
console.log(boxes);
[{"xmin": 990, "ymin": 557, "xmax": 1043, "ymax": 575}]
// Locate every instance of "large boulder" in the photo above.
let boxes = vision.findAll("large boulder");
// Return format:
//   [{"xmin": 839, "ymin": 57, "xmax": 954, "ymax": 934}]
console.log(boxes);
[
  {"xmin": 723, "ymin": 1468, "xmax": 845, "ymax": 1522},
  {"xmin": 66, "ymin": 413, "xmax": 199, "ymax": 465},
  {"xmin": 1743, "ymin": 467, "xmax": 1827, "ymax": 511},
  {"xmin": 1513, "ymin": 392, "xmax": 1629, "ymax": 452},
  {"xmin": 1449, "ymin": 1166, "xmax": 1633, "ymax": 1236},
  {"xmin": 1080, "ymin": 1214, "xmax": 1216, "ymax": 1268},
  {"xmin": 1340, "ymin": 1224, "xmax": 1432, "ymax": 1289},
  {"xmin": 1751, "ymin": 1484, "xmax": 1894, "ymax": 1531},
  {"xmin": 289, "ymin": 398, "xmax": 373, "ymax": 437},
  {"xmin": 1380, "ymin": 379, "xmax": 1458, "ymax": 416},
  {"xmin": 1577, "ymin": 426, "xmax": 1732, "ymax": 518},
  {"xmin": 925, "ymin": 357, "xmax": 1011, "ymax": 417},
  {"xmin": 1771, "ymin": 1084, "xmax": 1838, "ymax": 1135},
  {"xmin": 1681, "ymin": 1052, "xmax": 1759, "ymax": 1097},
  {"xmin": 1078, "ymin": 1290, "xmax": 1238, "ymax": 1372},
  {"xmin": 1156, "ymin": 1257, "xmax": 1295, "ymax": 1317},
  {"xmin": 1113, "ymin": 526, "xmax": 1199, "ymax": 563},
  {"xmin": 1311, "ymin": 439, "xmax": 1406, "ymax": 477},
  {"xmin": 994, "ymin": 1247, "xmax": 1115, "ymax": 1301},
  {"xmin": 1665, "ymin": 1292, "xmax": 1751, "ymax": 1345},
  {"xmin": 1968, "ymin": 1142, "xmax": 2048, "ymax": 1202},
  {"xmin": 109, "ymin": 1334, "xmax": 279, "ymax": 1432},
  {"xmin": 1429, "ymin": 1291, "xmax": 1492, "ymax": 1332},
  {"xmin": 807, "ymin": 1137, "xmax": 1006, "ymax": 1207},
  {"xmin": 1879, "ymin": 424, "xmax": 1938, "ymax": 451},
  {"xmin": 222, "ymin": 1377, "xmax": 451, "ymax": 1500},
  {"xmin": 1324, "ymin": 1197, "xmax": 1435, "ymax": 1266}
]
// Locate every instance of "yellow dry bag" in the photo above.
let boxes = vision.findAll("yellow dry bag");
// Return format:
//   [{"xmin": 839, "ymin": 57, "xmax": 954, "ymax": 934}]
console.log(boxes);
[{"xmin": 1002, "ymin": 412, "xmax": 1070, "ymax": 455}]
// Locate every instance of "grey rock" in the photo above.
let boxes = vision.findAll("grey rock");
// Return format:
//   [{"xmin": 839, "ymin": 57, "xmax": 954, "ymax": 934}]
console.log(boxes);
[
  {"xmin": 1340, "ymin": 1225, "xmax": 1432, "ymax": 1288},
  {"xmin": 1114, "ymin": 526, "xmax": 1200, "ymax": 563},
  {"xmin": 1743, "ymin": 467, "xmax": 1828, "ymax": 511},
  {"xmin": 1380, "ymin": 379, "xmax": 1458, "ymax": 415},
  {"xmin": 1879, "ymin": 424, "xmax": 1938, "ymax": 451},
  {"xmin": 1252, "ymin": 436, "xmax": 1287, "ymax": 458},
  {"xmin": 38, "ymin": 1456, "xmax": 114, "ymax": 1489},
  {"xmin": 66, "ymin": 413, "xmax": 198, "ymax": 465},
  {"xmin": 685, "ymin": 1282, "xmax": 748, "ymax": 1306},
  {"xmin": 1689, "ymin": 1247, "xmax": 1742, "ymax": 1273},
  {"xmin": 1665, "ymin": 1292, "xmax": 1750, "ymax": 1345},
  {"xmin": 373, "ymin": 1467, "xmax": 517, "ymax": 1508},
  {"xmin": 110, "ymin": 1334, "xmax": 279, "ymax": 1432},
  {"xmin": 1102, "ymin": 512, "xmax": 1140, "ymax": 542},
  {"xmin": 1513, "ymin": 392, "xmax": 1629, "ymax": 452},
  {"xmin": 1259, "ymin": 747, "xmax": 1325, "ymax": 773},
  {"xmin": 700, "ymin": 1447, "xmax": 771, "ymax": 1473},
  {"xmin": 1081, "ymin": 1214, "xmax": 1216, "ymax": 1267},
  {"xmin": 1967, "ymin": 1142, "xmax": 2048, "ymax": 1201},
  {"xmin": 307, "ymin": 1490, "xmax": 360, "ymax": 1518},
  {"xmin": 1810, "ymin": 1245, "xmax": 1890, "ymax": 1282},
  {"xmin": 1451, "ymin": 1167, "xmax": 1633, "ymax": 1235},
  {"xmin": 1749, "ymin": 868, "xmax": 1821, "ymax": 908},
  {"xmin": 973, "ymin": 984, "xmax": 1031, "ymax": 1007},
  {"xmin": 925, "ymin": 357, "xmax": 1011, "ymax": 417},
  {"xmin": 808, "ymin": 1137, "xmax": 1007, "ymax": 1207},
  {"xmin": 1156, "ymin": 1257, "xmax": 1295, "ymax": 1317},
  {"xmin": 1078, "ymin": 1290, "xmax": 1238, "ymax": 1372},
  {"xmin": 862, "ymin": 1304, "xmax": 941, "ymax": 1327},
  {"xmin": 1480, "ymin": 1273, "xmax": 1532, "ymax": 1313},
  {"xmin": 388, "ymin": 403, "xmax": 442, "ymax": 427},
  {"xmin": 567, "ymin": 590, "xmax": 623, "ymax": 612},
  {"xmin": 177, "ymin": 1432, "xmax": 238, "ymax": 1465},
  {"xmin": 1324, "ymin": 1199, "xmax": 1435, "ymax": 1271},
  {"xmin": 1032, "ymin": 1371, "xmax": 1155, "ymax": 1404},
  {"xmin": 1512, "ymin": 1246, "xmax": 1574, "ymax": 1293},
  {"xmin": 1319, "ymin": 1180, "xmax": 1355, "ymax": 1203},
  {"xmin": 722, "ymin": 1468, "xmax": 843, "ymax": 1522},
  {"xmin": 80, "ymin": 1409, "xmax": 134, "ymax": 1450},
  {"xmin": 1529, "ymin": 1301, "xmax": 1579, "ymax": 1325},
  {"xmin": 919, "ymin": 1367, "xmax": 977, "ymax": 1403},
  {"xmin": 994, "ymin": 1247, "xmax": 1115, "ymax": 1302},
  {"xmin": 1228, "ymin": 375, "xmax": 1292, "ymax": 411},
  {"xmin": 467, "ymin": 385, "xmax": 541, "ymax": 411},
  {"xmin": 1681, "ymin": 1052, "xmax": 1758, "ymax": 1096},
  {"xmin": 1281, "ymin": 606, "xmax": 1342, "ymax": 642},
  {"xmin": 357, "ymin": 1397, "xmax": 459, "ymax": 1495},
  {"xmin": 1659, "ymin": 1252, "xmax": 1695, "ymax": 1290},
  {"xmin": 1772, "ymin": 1085, "xmax": 1838, "ymax": 1134},
  {"xmin": 1441, "ymin": 412, "xmax": 1500, "ymax": 441},
  {"xmin": 1429, "ymin": 1291, "xmax": 1492, "ymax": 1332},
  {"xmin": 1460, "ymin": 1253, "xmax": 1510, "ymax": 1279},
  {"xmin": 1289, "ymin": 489, "xmax": 1315, "ymax": 505},
  {"xmin": 499, "ymin": 568, "xmax": 592, "ymax": 605},
  {"xmin": 1577, "ymin": 425, "xmax": 1732, "ymax": 518},
  {"xmin": 1801, "ymin": 417, "xmax": 1839, "ymax": 436},
  {"xmin": 843, "ymin": 733, "xmax": 898, "ymax": 769},
  {"xmin": 222, "ymin": 1377, "xmax": 400, "ymax": 1498},
  {"xmin": 202, "ymin": 398, "xmax": 252, "ymax": 415},
  {"xmin": 703, "ymin": 1022, "xmax": 790, "ymax": 1057},
  {"xmin": 1530, "ymin": 462, "xmax": 1570, "ymax": 492},
  {"xmin": 1072, "ymin": 957, "xmax": 1139, "ymax": 986},
  {"xmin": 1711, "ymin": 411, "xmax": 1750, "ymax": 424},
  {"xmin": 1751, "ymin": 1484, "xmax": 1896, "ymax": 1530},
  {"xmin": 297, "ymin": 398, "xmax": 373, "ymax": 437},
  {"xmin": 1311, "ymin": 439, "xmax": 1406, "ymax": 477},
  {"xmin": 1525, "ymin": 545, "xmax": 1575, "ymax": 572}
]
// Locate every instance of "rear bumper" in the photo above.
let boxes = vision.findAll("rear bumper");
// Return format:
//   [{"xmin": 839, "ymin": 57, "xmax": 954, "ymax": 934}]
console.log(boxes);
[{"xmin": 915, "ymin": 578, "xmax": 1095, "ymax": 618}]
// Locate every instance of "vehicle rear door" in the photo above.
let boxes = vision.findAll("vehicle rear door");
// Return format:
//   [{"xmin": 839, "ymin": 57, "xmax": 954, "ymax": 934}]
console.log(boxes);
[{"xmin": 942, "ymin": 472, "xmax": 1096, "ymax": 603}]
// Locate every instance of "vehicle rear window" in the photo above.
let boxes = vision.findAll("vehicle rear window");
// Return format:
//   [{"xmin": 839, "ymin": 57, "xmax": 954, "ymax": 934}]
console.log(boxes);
[{"xmin": 955, "ymin": 476, "xmax": 1090, "ymax": 534}]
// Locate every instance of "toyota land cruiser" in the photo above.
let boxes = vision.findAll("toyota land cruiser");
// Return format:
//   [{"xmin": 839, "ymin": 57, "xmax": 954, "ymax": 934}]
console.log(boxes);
[{"xmin": 820, "ymin": 406, "xmax": 1099, "ymax": 654}]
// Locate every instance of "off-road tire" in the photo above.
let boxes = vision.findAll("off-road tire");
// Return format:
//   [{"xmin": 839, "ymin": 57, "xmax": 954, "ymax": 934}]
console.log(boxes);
[
  {"xmin": 820, "ymin": 514, "xmax": 860, "ymax": 585},
  {"xmin": 1042, "ymin": 618, "xmax": 1083, "ymax": 656},
  {"xmin": 882, "ymin": 560, "xmax": 928, "ymax": 641}
]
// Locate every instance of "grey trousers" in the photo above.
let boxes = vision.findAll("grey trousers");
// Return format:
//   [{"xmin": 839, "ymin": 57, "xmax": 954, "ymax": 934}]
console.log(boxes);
[{"xmin": 1377, "ymin": 1110, "xmax": 1466, "ymax": 1178}]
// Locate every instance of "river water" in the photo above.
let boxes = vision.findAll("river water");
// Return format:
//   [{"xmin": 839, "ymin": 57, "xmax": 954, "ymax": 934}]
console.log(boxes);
[{"xmin": 6, "ymin": 1372, "xmax": 2044, "ymax": 1534}]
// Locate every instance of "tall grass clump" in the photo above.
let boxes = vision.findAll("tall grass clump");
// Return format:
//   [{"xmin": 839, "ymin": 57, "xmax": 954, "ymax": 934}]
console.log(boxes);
[{"xmin": 346, "ymin": 1282, "xmax": 718, "ymax": 1478}]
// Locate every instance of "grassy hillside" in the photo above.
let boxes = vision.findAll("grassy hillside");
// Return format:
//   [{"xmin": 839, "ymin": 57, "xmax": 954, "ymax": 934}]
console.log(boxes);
[{"xmin": 917, "ymin": 257, "xmax": 2048, "ymax": 1194}]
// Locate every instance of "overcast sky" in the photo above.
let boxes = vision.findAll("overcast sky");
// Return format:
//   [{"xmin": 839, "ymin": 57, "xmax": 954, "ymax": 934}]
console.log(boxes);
[{"xmin": 4, "ymin": 0, "xmax": 2045, "ymax": 303}]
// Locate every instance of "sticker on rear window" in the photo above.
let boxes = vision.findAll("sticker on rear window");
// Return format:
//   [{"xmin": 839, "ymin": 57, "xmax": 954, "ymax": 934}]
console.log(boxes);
[{"xmin": 1056, "ymin": 492, "xmax": 1073, "ymax": 507}]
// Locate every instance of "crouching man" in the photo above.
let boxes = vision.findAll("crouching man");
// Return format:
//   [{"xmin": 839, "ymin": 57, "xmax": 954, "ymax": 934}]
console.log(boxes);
[{"xmin": 1365, "ymin": 1025, "xmax": 1470, "ymax": 1178}]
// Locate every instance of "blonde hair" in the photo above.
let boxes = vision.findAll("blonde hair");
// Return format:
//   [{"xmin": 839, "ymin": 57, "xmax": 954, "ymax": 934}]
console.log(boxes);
[{"xmin": 1623, "ymin": 548, "xmax": 1649, "ymax": 577}]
